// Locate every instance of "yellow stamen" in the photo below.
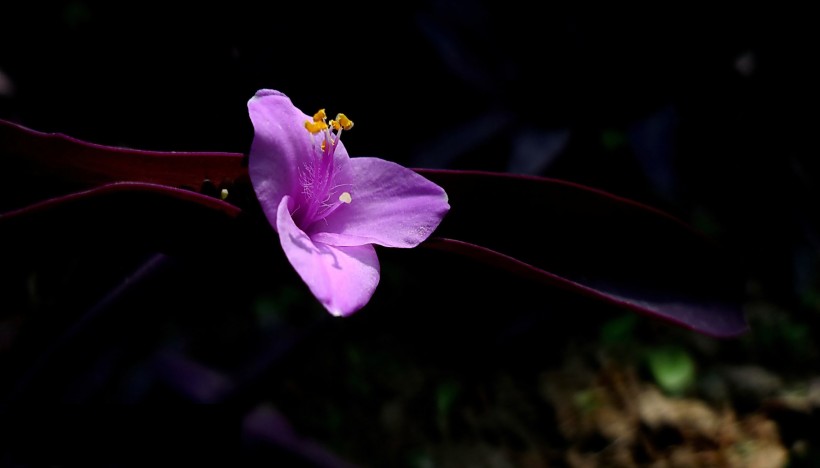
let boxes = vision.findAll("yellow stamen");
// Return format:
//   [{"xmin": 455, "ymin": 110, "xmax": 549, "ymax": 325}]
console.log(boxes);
[
  {"xmin": 330, "ymin": 114, "xmax": 353, "ymax": 131},
  {"xmin": 338, "ymin": 192, "xmax": 352, "ymax": 204},
  {"xmin": 335, "ymin": 113, "xmax": 354, "ymax": 131},
  {"xmin": 220, "ymin": 188, "xmax": 229, "ymax": 200},
  {"xmin": 304, "ymin": 120, "xmax": 327, "ymax": 134},
  {"xmin": 305, "ymin": 109, "xmax": 353, "ymax": 135}
]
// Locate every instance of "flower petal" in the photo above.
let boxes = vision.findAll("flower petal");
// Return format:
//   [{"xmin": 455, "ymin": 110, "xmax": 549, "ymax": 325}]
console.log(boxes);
[
  {"xmin": 276, "ymin": 196, "xmax": 380, "ymax": 316},
  {"xmin": 308, "ymin": 157, "xmax": 450, "ymax": 248},
  {"xmin": 248, "ymin": 89, "xmax": 350, "ymax": 232}
]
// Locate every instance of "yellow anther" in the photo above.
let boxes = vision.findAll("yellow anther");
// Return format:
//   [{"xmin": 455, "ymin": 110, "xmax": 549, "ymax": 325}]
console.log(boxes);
[
  {"xmin": 304, "ymin": 120, "xmax": 328, "ymax": 134},
  {"xmin": 220, "ymin": 188, "xmax": 229, "ymax": 200},
  {"xmin": 338, "ymin": 192, "xmax": 352, "ymax": 204},
  {"xmin": 306, "ymin": 109, "xmax": 351, "ymax": 135},
  {"xmin": 335, "ymin": 113, "xmax": 354, "ymax": 131}
]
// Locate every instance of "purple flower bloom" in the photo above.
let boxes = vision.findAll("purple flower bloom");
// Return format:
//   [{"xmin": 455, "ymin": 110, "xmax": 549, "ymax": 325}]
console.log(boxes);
[{"xmin": 248, "ymin": 89, "xmax": 450, "ymax": 316}]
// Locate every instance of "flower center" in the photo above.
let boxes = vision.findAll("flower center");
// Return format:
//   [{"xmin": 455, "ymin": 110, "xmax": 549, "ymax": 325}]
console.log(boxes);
[{"xmin": 297, "ymin": 108, "xmax": 354, "ymax": 225}]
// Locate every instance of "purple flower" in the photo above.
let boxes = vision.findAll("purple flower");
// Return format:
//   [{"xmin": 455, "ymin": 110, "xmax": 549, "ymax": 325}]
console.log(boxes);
[{"xmin": 248, "ymin": 89, "xmax": 450, "ymax": 316}]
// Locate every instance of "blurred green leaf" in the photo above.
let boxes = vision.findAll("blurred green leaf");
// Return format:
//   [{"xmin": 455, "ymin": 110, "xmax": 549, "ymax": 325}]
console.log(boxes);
[
  {"xmin": 601, "ymin": 129, "xmax": 627, "ymax": 151},
  {"xmin": 645, "ymin": 345, "xmax": 695, "ymax": 395},
  {"xmin": 435, "ymin": 379, "xmax": 461, "ymax": 431},
  {"xmin": 600, "ymin": 314, "xmax": 638, "ymax": 347}
]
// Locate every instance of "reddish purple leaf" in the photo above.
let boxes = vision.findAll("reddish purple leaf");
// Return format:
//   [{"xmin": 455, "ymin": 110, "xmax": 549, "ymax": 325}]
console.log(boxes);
[
  {"xmin": 0, "ymin": 118, "xmax": 248, "ymax": 206},
  {"xmin": 0, "ymin": 182, "xmax": 247, "ymax": 261},
  {"xmin": 0, "ymin": 118, "xmax": 746, "ymax": 336},
  {"xmin": 415, "ymin": 169, "xmax": 747, "ymax": 337}
]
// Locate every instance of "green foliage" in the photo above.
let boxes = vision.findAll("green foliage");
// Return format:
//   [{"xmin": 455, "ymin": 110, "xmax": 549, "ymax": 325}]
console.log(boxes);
[
  {"xmin": 600, "ymin": 314, "xmax": 638, "ymax": 347},
  {"xmin": 601, "ymin": 129, "xmax": 627, "ymax": 151},
  {"xmin": 645, "ymin": 345, "xmax": 696, "ymax": 395},
  {"xmin": 435, "ymin": 379, "xmax": 461, "ymax": 433}
]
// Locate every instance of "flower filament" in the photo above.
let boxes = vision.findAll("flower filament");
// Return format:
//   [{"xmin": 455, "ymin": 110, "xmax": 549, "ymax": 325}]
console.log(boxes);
[{"xmin": 298, "ymin": 108, "xmax": 355, "ymax": 225}]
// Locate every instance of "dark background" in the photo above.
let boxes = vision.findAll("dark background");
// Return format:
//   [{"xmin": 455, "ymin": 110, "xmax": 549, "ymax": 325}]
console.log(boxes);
[
  {"xmin": 1, "ymin": 2, "xmax": 819, "ymax": 466},
  {"xmin": 2, "ymin": 4, "xmax": 817, "ymax": 291}
]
